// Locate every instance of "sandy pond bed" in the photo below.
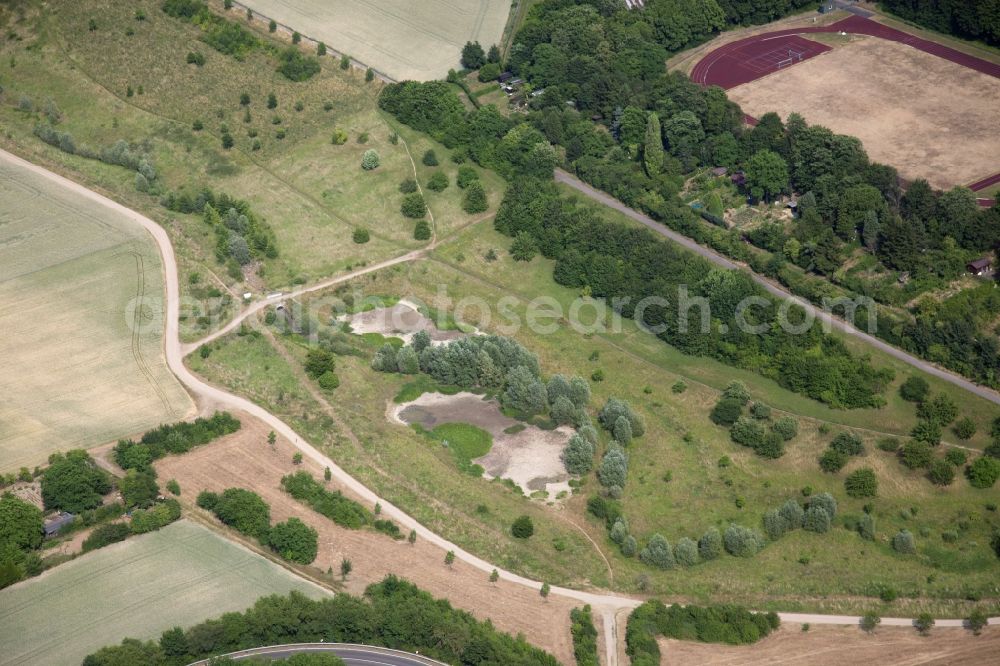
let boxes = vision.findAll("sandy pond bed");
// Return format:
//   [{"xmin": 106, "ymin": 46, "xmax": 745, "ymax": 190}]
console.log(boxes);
[
  {"xmin": 340, "ymin": 300, "xmax": 469, "ymax": 346},
  {"xmin": 390, "ymin": 392, "xmax": 573, "ymax": 498}
]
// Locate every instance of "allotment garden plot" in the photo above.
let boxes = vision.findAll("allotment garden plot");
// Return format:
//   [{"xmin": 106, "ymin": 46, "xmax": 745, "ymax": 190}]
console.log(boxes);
[{"xmin": 0, "ymin": 156, "xmax": 191, "ymax": 473}]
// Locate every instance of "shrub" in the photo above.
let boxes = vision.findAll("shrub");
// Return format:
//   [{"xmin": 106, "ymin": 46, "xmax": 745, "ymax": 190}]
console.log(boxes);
[
  {"xmin": 570, "ymin": 605, "xmax": 599, "ymax": 666},
  {"xmin": 340, "ymin": 54, "xmax": 351, "ymax": 69},
  {"xmin": 917, "ymin": 394, "xmax": 958, "ymax": 426},
  {"xmin": 763, "ymin": 509, "xmax": 788, "ymax": 540},
  {"xmin": 698, "ymin": 527, "xmax": 723, "ymax": 560},
  {"xmin": 830, "ymin": 432, "xmax": 864, "ymax": 456},
  {"xmin": 166, "ymin": 479, "xmax": 181, "ymax": 496},
  {"xmin": 361, "ymin": 149, "xmax": 380, "ymax": 170},
  {"xmin": 401, "ymin": 192, "xmax": 427, "ymax": 218},
  {"xmin": 722, "ymin": 381, "xmax": 751, "ymax": 404},
  {"xmin": 82, "ymin": 522, "xmax": 131, "ymax": 552},
  {"xmin": 730, "ymin": 417, "xmax": 766, "ymax": 449},
  {"xmin": 892, "ymin": 529, "xmax": 917, "ymax": 554},
  {"xmin": 750, "ymin": 402, "xmax": 771, "ymax": 420},
  {"xmin": 277, "ymin": 48, "xmax": 320, "ymax": 81},
  {"xmin": 772, "ymin": 416, "xmax": 798, "ymax": 441},
  {"xmin": 673, "ymin": 537, "xmax": 699, "ymax": 566},
  {"xmin": 966, "ymin": 456, "xmax": 1000, "ymax": 488},
  {"xmin": 899, "ymin": 440, "xmax": 933, "ymax": 469},
  {"xmin": 914, "ymin": 613, "xmax": 934, "ymax": 636},
  {"xmin": 317, "ymin": 42, "xmax": 326, "ymax": 56},
  {"xmin": 511, "ymin": 515, "xmax": 534, "ymax": 539},
  {"xmin": 899, "ymin": 376, "xmax": 929, "ymax": 403},
  {"xmin": 422, "ymin": 149, "xmax": 438, "ymax": 166},
  {"xmin": 877, "ymin": 437, "xmax": 900, "ymax": 452},
  {"xmin": 818, "ymin": 448, "xmax": 847, "ymax": 473},
  {"xmin": 317, "ymin": 371, "xmax": 340, "ymax": 391},
  {"xmin": 944, "ymin": 448, "xmax": 966, "ymax": 466},
  {"xmin": 212, "ymin": 488, "xmax": 271, "ymax": 540},
  {"xmin": 671, "ymin": 380, "xmax": 687, "ymax": 394},
  {"xmin": 860, "ymin": 612, "xmax": 881, "ymax": 633},
  {"xmin": 723, "ymin": 525, "xmax": 764, "ymax": 558},
  {"xmin": 639, "ymin": 534, "xmax": 675, "ymax": 569},
  {"xmin": 845, "ymin": 468, "xmax": 878, "ymax": 498},
  {"xmin": 330, "ymin": 128, "xmax": 348, "ymax": 144},
  {"xmin": 268, "ymin": 517, "xmax": 318, "ymax": 564},
  {"xmin": 426, "ymin": 171, "xmax": 449, "ymax": 192},
  {"xmin": 952, "ymin": 417, "xmax": 976, "ymax": 440},
  {"xmin": 810, "ymin": 492, "xmax": 837, "ymax": 520},
  {"xmin": 509, "ymin": 232, "xmax": 537, "ymax": 261},
  {"xmin": 462, "ymin": 181, "xmax": 488, "ymax": 213},
  {"xmin": 710, "ymin": 398, "xmax": 743, "ymax": 426},
  {"xmin": 352, "ymin": 228, "xmax": 370, "ymax": 244},
  {"xmin": 281, "ymin": 472, "xmax": 374, "ymax": 530},
  {"xmin": 41, "ymin": 450, "xmax": 111, "ymax": 513},
  {"xmin": 911, "ymin": 419, "xmax": 941, "ymax": 445},
  {"xmin": 802, "ymin": 505, "xmax": 831, "ymax": 533},
  {"xmin": 130, "ymin": 499, "xmax": 181, "ymax": 534},
  {"xmin": 186, "ymin": 51, "xmax": 205, "ymax": 66},
  {"xmin": 196, "ymin": 490, "xmax": 219, "ymax": 510},
  {"xmin": 925, "ymin": 459, "xmax": 954, "ymax": 486},
  {"xmin": 754, "ymin": 432, "xmax": 785, "ymax": 459},
  {"xmin": 399, "ymin": 178, "xmax": 418, "ymax": 193},
  {"xmin": 621, "ymin": 535, "xmax": 638, "ymax": 557},
  {"xmin": 456, "ymin": 165, "xmax": 479, "ymax": 188},
  {"xmin": 609, "ymin": 518, "xmax": 629, "ymax": 545},
  {"xmin": 778, "ymin": 499, "xmax": 804, "ymax": 529},
  {"xmin": 857, "ymin": 513, "xmax": 875, "ymax": 540}
]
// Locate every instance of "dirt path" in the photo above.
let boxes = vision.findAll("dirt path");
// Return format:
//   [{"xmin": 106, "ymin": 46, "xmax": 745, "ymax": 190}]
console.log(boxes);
[{"xmin": 3, "ymin": 149, "xmax": 998, "ymax": 666}]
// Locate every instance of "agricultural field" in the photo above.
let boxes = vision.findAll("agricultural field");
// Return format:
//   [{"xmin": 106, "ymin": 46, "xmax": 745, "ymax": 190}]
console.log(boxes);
[
  {"xmin": 236, "ymin": 0, "xmax": 514, "ymax": 81},
  {"xmin": 726, "ymin": 36, "xmax": 1000, "ymax": 190},
  {"xmin": 0, "ymin": 520, "xmax": 327, "ymax": 666},
  {"xmin": 0, "ymin": 154, "xmax": 191, "ymax": 473}
]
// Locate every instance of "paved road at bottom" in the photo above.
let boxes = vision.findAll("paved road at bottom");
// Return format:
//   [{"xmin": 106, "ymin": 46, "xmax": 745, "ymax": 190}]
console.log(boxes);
[
  {"xmin": 187, "ymin": 642, "xmax": 444, "ymax": 666},
  {"xmin": 554, "ymin": 169, "xmax": 1000, "ymax": 407}
]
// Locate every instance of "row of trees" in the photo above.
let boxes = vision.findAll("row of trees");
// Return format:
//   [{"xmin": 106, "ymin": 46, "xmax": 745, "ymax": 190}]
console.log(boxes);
[
  {"xmin": 197, "ymin": 487, "xmax": 319, "ymax": 564},
  {"xmin": 114, "ymin": 412, "xmax": 241, "ymax": 471},
  {"xmin": 626, "ymin": 599, "xmax": 779, "ymax": 664},
  {"xmin": 882, "ymin": 0, "xmax": 1000, "ymax": 46},
  {"xmin": 281, "ymin": 471, "xmax": 401, "ymax": 539},
  {"xmin": 83, "ymin": 575, "xmax": 560, "ymax": 665}
]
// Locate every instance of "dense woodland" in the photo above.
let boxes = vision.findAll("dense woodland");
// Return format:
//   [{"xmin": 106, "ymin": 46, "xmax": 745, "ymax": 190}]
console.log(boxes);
[
  {"xmin": 881, "ymin": 0, "xmax": 1000, "ymax": 45},
  {"xmin": 381, "ymin": 0, "xmax": 1000, "ymax": 389},
  {"xmin": 83, "ymin": 576, "xmax": 559, "ymax": 666}
]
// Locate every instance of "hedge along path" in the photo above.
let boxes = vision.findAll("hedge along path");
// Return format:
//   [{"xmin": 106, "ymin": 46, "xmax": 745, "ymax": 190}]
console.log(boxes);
[{"xmin": 3, "ymin": 149, "xmax": 997, "ymax": 666}]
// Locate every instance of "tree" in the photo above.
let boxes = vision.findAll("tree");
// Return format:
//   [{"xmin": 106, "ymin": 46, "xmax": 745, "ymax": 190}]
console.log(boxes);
[
  {"xmin": 353, "ymin": 227, "xmax": 370, "ymax": 244},
  {"xmin": 490, "ymin": 568, "xmax": 499, "ymax": 583},
  {"xmin": 0, "ymin": 496, "xmax": 43, "ymax": 552},
  {"xmin": 340, "ymin": 557, "xmax": 352, "ymax": 580},
  {"xmin": 361, "ymin": 149, "xmax": 380, "ymax": 170},
  {"xmin": 926, "ymin": 459, "xmax": 955, "ymax": 486},
  {"xmin": 698, "ymin": 527, "xmax": 723, "ymax": 561},
  {"xmin": 818, "ymin": 448, "xmax": 847, "ymax": 473},
  {"xmin": 710, "ymin": 397, "xmax": 743, "ymax": 426},
  {"xmin": 408, "ymin": 529, "xmax": 417, "ymax": 545},
  {"xmin": 366, "ymin": 68, "xmax": 375, "ymax": 82},
  {"xmin": 550, "ymin": 396, "xmax": 578, "ymax": 426},
  {"xmin": 41, "ymin": 450, "xmax": 111, "ymax": 513},
  {"xmin": 639, "ymin": 534, "xmax": 675, "ymax": 569},
  {"xmin": 621, "ymin": 535, "xmax": 638, "ymax": 558},
  {"xmin": 612, "ymin": 416, "xmax": 633, "ymax": 445},
  {"xmin": 845, "ymin": 468, "xmax": 878, "ymax": 498},
  {"xmin": 509, "ymin": 232, "xmax": 537, "ymax": 261},
  {"xmin": 540, "ymin": 582, "xmax": 550, "ymax": 599},
  {"xmin": 899, "ymin": 376, "xmax": 929, "ymax": 402},
  {"xmin": 562, "ymin": 434, "xmax": 595, "ymax": 475},
  {"xmin": 803, "ymin": 505, "xmax": 831, "ymax": 533},
  {"xmin": 944, "ymin": 448, "xmax": 966, "ymax": 466},
  {"xmin": 269, "ymin": 518, "xmax": 318, "ymax": 564},
  {"xmin": 914, "ymin": 613, "xmax": 934, "ymax": 636},
  {"xmin": 457, "ymin": 165, "xmax": 480, "ymax": 189},
  {"xmin": 395, "ymin": 346, "xmax": 419, "ymax": 374},
  {"xmin": 462, "ymin": 181, "xmax": 488, "ymax": 214},
  {"xmin": 953, "ymin": 417, "xmax": 976, "ymax": 440},
  {"xmin": 966, "ymin": 607, "xmax": 988, "ymax": 635},
  {"xmin": 166, "ymin": 479, "xmax": 181, "ymax": 496},
  {"xmin": 413, "ymin": 219, "xmax": 431, "ymax": 241},
  {"xmin": 642, "ymin": 112, "xmax": 664, "ymax": 176},
  {"xmin": 830, "ymin": 432, "xmax": 864, "ymax": 456},
  {"xmin": 444, "ymin": 550, "xmax": 455, "ymax": 566},
  {"xmin": 910, "ymin": 420, "xmax": 941, "ymax": 445},
  {"xmin": 674, "ymin": 537, "xmax": 699, "ymax": 566},
  {"xmin": 119, "ymin": 469, "xmax": 160, "ymax": 509},
  {"xmin": 267, "ymin": 92, "xmax": 277, "ymax": 109},
  {"xmin": 892, "ymin": 529, "xmax": 917, "ymax": 554},
  {"xmin": 304, "ymin": 347, "xmax": 335, "ymax": 378},
  {"xmin": 917, "ymin": 394, "xmax": 958, "ymax": 426},
  {"xmin": 745, "ymin": 150, "xmax": 788, "ymax": 202},
  {"xmin": 401, "ymin": 192, "xmax": 427, "ymax": 218},
  {"xmin": 213, "ymin": 488, "xmax": 271, "ymax": 540},
  {"xmin": 860, "ymin": 612, "xmax": 881, "ymax": 634},
  {"xmin": 427, "ymin": 171, "xmax": 449, "ymax": 192},
  {"xmin": 723, "ymin": 525, "xmax": 764, "ymax": 557},
  {"xmin": 324, "ymin": 467, "xmax": 332, "ymax": 482},
  {"xmin": 598, "ymin": 446, "xmax": 628, "ymax": 489},
  {"xmin": 899, "ymin": 440, "xmax": 933, "ymax": 469},
  {"xmin": 503, "ymin": 366, "xmax": 547, "ymax": 414},
  {"xmin": 778, "ymin": 499, "xmax": 805, "ymax": 529},
  {"xmin": 317, "ymin": 42, "xmax": 326, "ymax": 56},
  {"xmin": 773, "ymin": 416, "xmax": 798, "ymax": 441},
  {"xmin": 292, "ymin": 452, "xmax": 303, "ymax": 465},
  {"xmin": 966, "ymin": 456, "xmax": 1000, "ymax": 488},
  {"xmin": 460, "ymin": 41, "xmax": 486, "ymax": 69},
  {"xmin": 268, "ymin": 431, "xmax": 277, "ymax": 447},
  {"xmin": 511, "ymin": 515, "xmax": 534, "ymax": 539},
  {"xmin": 422, "ymin": 149, "xmax": 439, "ymax": 166},
  {"xmin": 858, "ymin": 513, "xmax": 876, "ymax": 540},
  {"xmin": 723, "ymin": 380, "xmax": 751, "ymax": 404}
]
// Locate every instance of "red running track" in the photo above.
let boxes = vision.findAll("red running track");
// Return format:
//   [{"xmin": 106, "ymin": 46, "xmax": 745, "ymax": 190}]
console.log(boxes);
[{"xmin": 692, "ymin": 15, "xmax": 1000, "ymax": 202}]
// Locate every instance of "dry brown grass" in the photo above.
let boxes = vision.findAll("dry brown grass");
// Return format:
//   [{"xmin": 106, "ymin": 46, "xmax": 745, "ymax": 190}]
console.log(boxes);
[
  {"xmin": 155, "ymin": 413, "xmax": 579, "ymax": 664},
  {"xmin": 727, "ymin": 37, "xmax": 1000, "ymax": 190}
]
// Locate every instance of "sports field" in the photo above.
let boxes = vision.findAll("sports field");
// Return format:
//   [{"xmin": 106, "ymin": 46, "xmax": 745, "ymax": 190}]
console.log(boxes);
[
  {"xmin": 726, "ymin": 37, "xmax": 1000, "ymax": 190},
  {"xmin": 238, "ymin": 0, "xmax": 514, "ymax": 80},
  {"xmin": 0, "ymin": 520, "xmax": 327, "ymax": 666},
  {"xmin": 0, "ymin": 156, "xmax": 192, "ymax": 473}
]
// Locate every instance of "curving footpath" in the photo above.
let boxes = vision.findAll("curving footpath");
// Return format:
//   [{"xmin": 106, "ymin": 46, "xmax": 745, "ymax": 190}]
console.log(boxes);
[
  {"xmin": 2, "ymin": 148, "xmax": 996, "ymax": 666},
  {"xmin": 187, "ymin": 643, "xmax": 445, "ymax": 666}
]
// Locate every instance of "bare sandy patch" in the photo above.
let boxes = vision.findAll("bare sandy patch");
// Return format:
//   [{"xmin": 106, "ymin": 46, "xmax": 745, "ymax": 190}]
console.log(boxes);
[
  {"xmin": 391, "ymin": 392, "xmax": 573, "ymax": 497},
  {"xmin": 155, "ymin": 414, "xmax": 577, "ymax": 664},
  {"xmin": 727, "ymin": 38, "xmax": 1000, "ymax": 190},
  {"xmin": 341, "ymin": 300, "xmax": 469, "ymax": 346},
  {"xmin": 660, "ymin": 622, "xmax": 999, "ymax": 665}
]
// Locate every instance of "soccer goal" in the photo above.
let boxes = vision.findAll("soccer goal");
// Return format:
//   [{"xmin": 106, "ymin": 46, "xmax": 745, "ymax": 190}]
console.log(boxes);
[{"xmin": 778, "ymin": 49, "xmax": 805, "ymax": 68}]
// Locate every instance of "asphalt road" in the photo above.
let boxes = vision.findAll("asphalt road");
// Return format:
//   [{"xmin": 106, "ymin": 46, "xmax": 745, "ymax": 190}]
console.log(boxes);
[
  {"xmin": 186, "ymin": 643, "xmax": 443, "ymax": 665},
  {"xmin": 554, "ymin": 168, "xmax": 1000, "ymax": 407}
]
